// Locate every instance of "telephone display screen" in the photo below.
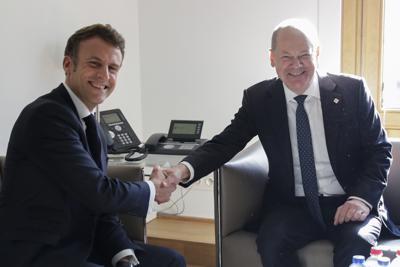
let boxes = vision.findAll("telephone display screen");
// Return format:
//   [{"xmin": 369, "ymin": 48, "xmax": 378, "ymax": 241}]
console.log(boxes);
[
  {"xmin": 102, "ymin": 113, "xmax": 121, "ymax": 124},
  {"xmin": 172, "ymin": 123, "xmax": 197, "ymax": 135},
  {"xmin": 168, "ymin": 120, "xmax": 203, "ymax": 141}
]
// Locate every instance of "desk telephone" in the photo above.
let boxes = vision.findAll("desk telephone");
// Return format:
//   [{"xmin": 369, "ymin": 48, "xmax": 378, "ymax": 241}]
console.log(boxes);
[
  {"xmin": 146, "ymin": 119, "xmax": 207, "ymax": 155},
  {"xmin": 99, "ymin": 109, "xmax": 207, "ymax": 161},
  {"xmin": 99, "ymin": 109, "xmax": 147, "ymax": 161}
]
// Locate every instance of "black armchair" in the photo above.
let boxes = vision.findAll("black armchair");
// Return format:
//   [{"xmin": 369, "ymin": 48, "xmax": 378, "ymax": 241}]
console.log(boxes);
[{"xmin": 214, "ymin": 139, "xmax": 400, "ymax": 267}]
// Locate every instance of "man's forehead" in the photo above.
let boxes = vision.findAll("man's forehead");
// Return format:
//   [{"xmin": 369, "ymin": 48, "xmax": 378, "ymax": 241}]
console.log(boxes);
[{"xmin": 77, "ymin": 40, "xmax": 122, "ymax": 62}]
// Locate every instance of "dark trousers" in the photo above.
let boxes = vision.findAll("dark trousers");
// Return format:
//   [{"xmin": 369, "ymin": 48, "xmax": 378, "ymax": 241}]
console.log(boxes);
[
  {"xmin": 0, "ymin": 240, "xmax": 186, "ymax": 267},
  {"xmin": 256, "ymin": 197, "xmax": 382, "ymax": 267}
]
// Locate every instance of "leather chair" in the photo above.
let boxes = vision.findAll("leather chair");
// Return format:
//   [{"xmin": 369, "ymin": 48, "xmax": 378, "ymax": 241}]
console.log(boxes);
[
  {"xmin": 214, "ymin": 138, "xmax": 400, "ymax": 267},
  {"xmin": 107, "ymin": 163, "xmax": 146, "ymax": 243}
]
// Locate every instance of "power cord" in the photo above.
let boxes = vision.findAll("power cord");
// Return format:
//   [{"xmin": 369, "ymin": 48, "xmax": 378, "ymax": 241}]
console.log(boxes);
[{"xmin": 158, "ymin": 186, "xmax": 193, "ymax": 215}]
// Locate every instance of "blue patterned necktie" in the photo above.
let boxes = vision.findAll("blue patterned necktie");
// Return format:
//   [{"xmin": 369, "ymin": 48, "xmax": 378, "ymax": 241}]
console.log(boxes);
[
  {"xmin": 83, "ymin": 114, "xmax": 102, "ymax": 169},
  {"xmin": 295, "ymin": 95, "xmax": 325, "ymax": 229}
]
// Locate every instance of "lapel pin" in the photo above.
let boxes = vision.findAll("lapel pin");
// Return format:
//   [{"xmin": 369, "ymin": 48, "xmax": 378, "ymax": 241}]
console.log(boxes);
[{"xmin": 333, "ymin": 98, "xmax": 340, "ymax": 104}]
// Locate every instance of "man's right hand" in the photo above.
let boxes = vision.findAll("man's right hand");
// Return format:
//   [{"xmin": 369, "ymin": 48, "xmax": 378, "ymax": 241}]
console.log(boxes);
[
  {"xmin": 150, "ymin": 166, "xmax": 177, "ymax": 204},
  {"xmin": 163, "ymin": 163, "xmax": 191, "ymax": 186}
]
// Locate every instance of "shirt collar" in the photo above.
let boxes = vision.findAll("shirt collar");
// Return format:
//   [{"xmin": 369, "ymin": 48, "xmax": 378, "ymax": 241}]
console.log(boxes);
[
  {"xmin": 63, "ymin": 82, "xmax": 94, "ymax": 120},
  {"xmin": 283, "ymin": 73, "xmax": 320, "ymax": 103}
]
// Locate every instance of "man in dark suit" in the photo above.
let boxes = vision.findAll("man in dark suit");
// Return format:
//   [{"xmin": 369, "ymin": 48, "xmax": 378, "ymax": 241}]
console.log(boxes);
[
  {"xmin": 164, "ymin": 18, "xmax": 395, "ymax": 267},
  {"xmin": 0, "ymin": 24, "xmax": 185, "ymax": 267}
]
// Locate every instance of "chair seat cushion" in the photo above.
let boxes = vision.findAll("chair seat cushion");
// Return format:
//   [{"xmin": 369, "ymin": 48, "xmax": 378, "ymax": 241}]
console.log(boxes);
[{"xmin": 222, "ymin": 231, "xmax": 262, "ymax": 267}]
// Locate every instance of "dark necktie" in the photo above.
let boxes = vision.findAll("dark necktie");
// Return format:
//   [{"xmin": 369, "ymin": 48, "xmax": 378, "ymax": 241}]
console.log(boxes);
[
  {"xmin": 83, "ymin": 114, "xmax": 102, "ymax": 168},
  {"xmin": 295, "ymin": 95, "xmax": 325, "ymax": 229}
]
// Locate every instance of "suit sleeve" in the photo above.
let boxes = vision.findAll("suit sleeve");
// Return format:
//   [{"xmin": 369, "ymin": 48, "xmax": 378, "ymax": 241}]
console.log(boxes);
[
  {"xmin": 21, "ymin": 101, "xmax": 150, "ymax": 216},
  {"xmin": 182, "ymin": 89, "xmax": 258, "ymax": 184},
  {"xmin": 92, "ymin": 213, "xmax": 139, "ymax": 265},
  {"xmin": 347, "ymin": 78, "xmax": 392, "ymax": 208}
]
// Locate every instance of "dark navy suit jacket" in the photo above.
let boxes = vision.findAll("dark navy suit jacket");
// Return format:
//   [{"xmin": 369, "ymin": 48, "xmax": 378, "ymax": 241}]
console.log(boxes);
[
  {"xmin": 0, "ymin": 84, "xmax": 150, "ymax": 266},
  {"xmin": 183, "ymin": 72, "xmax": 396, "ymax": 233}
]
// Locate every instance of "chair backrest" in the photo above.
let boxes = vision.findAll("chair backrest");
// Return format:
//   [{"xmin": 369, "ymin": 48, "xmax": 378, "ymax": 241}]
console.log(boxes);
[
  {"xmin": 384, "ymin": 138, "xmax": 400, "ymax": 224},
  {"xmin": 215, "ymin": 140, "xmax": 268, "ymax": 237},
  {"xmin": 214, "ymin": 141, "xmax": 268, "ymax": 267},
  {"xmin": 107, "ymin": 163, "xmax": 146, "ymax": 243}
]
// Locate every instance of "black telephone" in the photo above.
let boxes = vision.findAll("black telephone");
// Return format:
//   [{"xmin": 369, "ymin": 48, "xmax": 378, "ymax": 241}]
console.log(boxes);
[
  {"xmin": 99, "ymin": 109, "xmax": 147, "ymax": 161},
  {"xmin": 145, "ymin": 120, "xmax": 207, "ymax": 155}
]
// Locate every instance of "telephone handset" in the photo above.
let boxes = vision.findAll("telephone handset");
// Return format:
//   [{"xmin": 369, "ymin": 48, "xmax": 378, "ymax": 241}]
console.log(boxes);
[
  {"xmin": 144, "ymin": 133, "xmax": 167, "ymax": 151},
  {"xmin": 99, "ymin": 109, "xmax": 147, "ymax": 161}
]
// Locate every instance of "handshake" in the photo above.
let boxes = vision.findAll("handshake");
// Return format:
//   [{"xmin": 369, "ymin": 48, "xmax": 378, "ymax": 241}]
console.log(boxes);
[{"xmin": 149, "ymin": 163, "xmax": 190, "ymax": 204}]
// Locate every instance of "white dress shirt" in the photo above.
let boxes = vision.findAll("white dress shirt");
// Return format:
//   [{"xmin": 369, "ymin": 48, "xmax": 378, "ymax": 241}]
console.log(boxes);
[
  {"xmin": 64, "ymin": 83, "xmax": 153, "ymax": 266},
  {"xmin": 283, "ymin": 75, "xmax": 346, "ymax": 196}
]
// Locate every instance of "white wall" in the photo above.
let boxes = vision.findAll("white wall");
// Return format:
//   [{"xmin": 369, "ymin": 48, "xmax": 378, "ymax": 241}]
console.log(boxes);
[
  {"xmin": 0, "ymin": 0, "xmax": 142, "ymax": 154},
  {"xmin": 0, "ymin": 0, "xmax": 341, "ymax": 219},
  {"xmin": 138, "ymin": 0, "xmax": 341, "ymax": 141},
  {"xmin": 0, "ymin": 0, "xmax": 342, "ymax": 155},
  {"xmin": 137, "ymin": 0, "xmax": 341, "ymax": 219}
]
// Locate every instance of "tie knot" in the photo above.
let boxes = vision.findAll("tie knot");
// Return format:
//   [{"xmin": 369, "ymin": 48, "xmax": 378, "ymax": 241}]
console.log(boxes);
[
  {"xmin": 294, "ymin": 95, "xmax": 307, "ymax": 105},
  {"xmin": 83, "ymin": 114, "xmax": 97, "ymax": 128}
]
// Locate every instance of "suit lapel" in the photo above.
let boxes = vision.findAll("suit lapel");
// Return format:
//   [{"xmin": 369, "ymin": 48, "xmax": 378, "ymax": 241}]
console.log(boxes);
[
  {"xmin": 319, "ymin": 74, "xmax": 343, "ymax": 174},
  {"xmin": 263, "ymin": 79, "xmax": 294, "ymax": 190},
  {"xmin": 51, "ymin": 84, "xmax": 106, "ymax": 171}
]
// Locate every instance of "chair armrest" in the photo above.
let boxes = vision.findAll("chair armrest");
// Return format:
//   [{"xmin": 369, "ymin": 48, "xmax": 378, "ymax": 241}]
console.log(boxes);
[
  {"xmin": 384, "ymin": 138, "xmax": 400, "ymax": 224},
  {"xmin": 107, "ymin": 163, "xmax": 146, "ymax": 243},
  {"xmin": 215, "ymin": 141, "xmax": 269, "ymax": 238}
]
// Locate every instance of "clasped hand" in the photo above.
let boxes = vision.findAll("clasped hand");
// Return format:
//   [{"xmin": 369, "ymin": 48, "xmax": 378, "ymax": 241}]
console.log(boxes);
[{"xmin": 149, "ymin": 165, "xmax": 184, "ymax": 204}]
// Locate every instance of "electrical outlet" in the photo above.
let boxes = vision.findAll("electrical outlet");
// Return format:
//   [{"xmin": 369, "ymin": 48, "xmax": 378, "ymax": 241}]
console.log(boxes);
[{"xmin": 191, "ymin": 175, "xmax": 214, "ymax": 191}]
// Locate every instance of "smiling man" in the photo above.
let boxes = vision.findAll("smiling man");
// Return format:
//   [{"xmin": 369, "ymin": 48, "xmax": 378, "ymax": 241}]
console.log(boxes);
[
  {"xmin": 164, "ymin": 18, "xmax": 395, "ymax": 267},
  {"xmin": 0, "ymin": 24, "xmax": 185, "ymax": 267}
]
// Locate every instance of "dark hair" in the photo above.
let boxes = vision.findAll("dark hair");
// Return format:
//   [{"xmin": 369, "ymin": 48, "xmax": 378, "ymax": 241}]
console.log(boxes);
[{"xmin": 64, "ymin": 24, "xmax": 125, "ymax": 65}]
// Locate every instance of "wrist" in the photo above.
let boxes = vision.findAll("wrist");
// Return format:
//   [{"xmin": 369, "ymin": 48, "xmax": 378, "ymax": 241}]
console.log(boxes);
[
  {"xmin": 116, "ymin": 256, "xmax": 134, "ymax": 267},
  {"xmin": 177, "ymin": 163, "xmax": 190, "ymax": 181},
  {"xmin": 116, "ymin": 261, "xmax": 134, "ymax": 267}
]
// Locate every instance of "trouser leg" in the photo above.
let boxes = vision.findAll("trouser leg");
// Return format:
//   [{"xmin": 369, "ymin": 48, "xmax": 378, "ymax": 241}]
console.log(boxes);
[
  {"xmin": 329, "ymin": 215, "xmax": 382, "ymax": 267},
  {"xmin": 256, "ymin": 204, "xmax": 324, "ymax": 267}
]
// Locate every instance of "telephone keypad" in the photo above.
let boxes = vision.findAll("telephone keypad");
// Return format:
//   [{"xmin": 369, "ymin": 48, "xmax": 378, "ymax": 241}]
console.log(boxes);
[{"xmin": 117, "ymin": 133, "xmax": 133, "ymax": 145}]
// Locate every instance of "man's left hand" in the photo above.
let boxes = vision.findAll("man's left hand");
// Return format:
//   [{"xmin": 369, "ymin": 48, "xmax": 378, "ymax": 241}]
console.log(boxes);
[{"xmin": 333, "ymin": 199, "xmax": 370, "ymax": 225}]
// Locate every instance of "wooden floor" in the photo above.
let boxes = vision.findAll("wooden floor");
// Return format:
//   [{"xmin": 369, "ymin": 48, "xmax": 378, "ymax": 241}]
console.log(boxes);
[{"xmin": 147, "ymin": 215, "xmax": 216, "ymax": 267}]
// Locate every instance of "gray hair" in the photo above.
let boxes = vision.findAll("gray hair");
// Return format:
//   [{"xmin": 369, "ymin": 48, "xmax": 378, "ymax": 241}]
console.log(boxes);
[{"xmin": 270, "ymin": 18, "xmax": 319, "ymax": 52}]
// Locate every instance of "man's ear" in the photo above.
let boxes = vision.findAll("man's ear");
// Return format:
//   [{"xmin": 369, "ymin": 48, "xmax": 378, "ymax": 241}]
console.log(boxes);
[
  {"xmin": 63, "ymin": 56, "xmax": 72, "ymax": 76},
  {"xmin": 269, "ymin": 49, "xmax": 275, "ymax": 67},
  {"xmin": 315, "ymin": 46, "xmax": 320, "ymax": 58}
]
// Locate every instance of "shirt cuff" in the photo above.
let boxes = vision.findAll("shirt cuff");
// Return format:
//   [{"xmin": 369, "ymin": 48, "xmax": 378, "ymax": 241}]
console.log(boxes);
[
  {"xmin": 145, "ymin": 180, "xmax": 156, "ymax": 214},
  {"xmin": 347, "ymin": 196, "xmax": 372, "ymax": 210},
  {"xmin": 112, "ymin": 249, "xmax": 139, "ymax": 267},
  {"xmin": 180, "ymin": 161, "xmax": 194, "ymax": 182}
]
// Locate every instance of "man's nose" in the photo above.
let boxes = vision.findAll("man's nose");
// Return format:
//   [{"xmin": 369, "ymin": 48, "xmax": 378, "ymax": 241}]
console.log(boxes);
[
  {"xmin": 97, "ymin": 67, "xmax": 110, "ymax": 80},
  {"xmin": 292, "ymin": 56, "xmax": 303, "ymax": 67}
]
